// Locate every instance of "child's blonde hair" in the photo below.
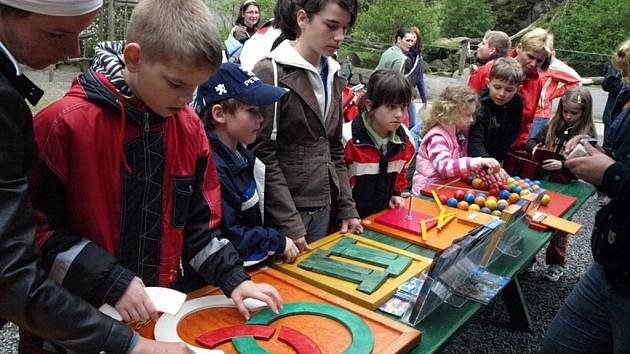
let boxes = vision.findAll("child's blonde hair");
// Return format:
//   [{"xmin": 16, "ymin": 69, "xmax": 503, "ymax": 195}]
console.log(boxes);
[
  {"xmin": 126, "ymin": 0, "xmax": 222, "ymax": 69},
  {"xmin": 520, "ymin": 27, "xmax": 554, "ymax": 56},
  {"xmin": 421, "ymin": 86, "xmax": 478, "ymax": 137},
  {"xmin": 484, "ymin": 30, "xmax": 511, "ymax": 58},
  {"xmin": 612, "ymin": 39, "xmax": 630, "ymax": 84},
  {"xmin": 545, "ymin": 87, "xmax": 596, "ymax": 148}
]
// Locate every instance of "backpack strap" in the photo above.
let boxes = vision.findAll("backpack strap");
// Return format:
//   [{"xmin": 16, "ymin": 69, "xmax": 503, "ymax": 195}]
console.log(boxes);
[{"xmin": 270, "ymin": 58, "xmax": 279, "ymax": 141}]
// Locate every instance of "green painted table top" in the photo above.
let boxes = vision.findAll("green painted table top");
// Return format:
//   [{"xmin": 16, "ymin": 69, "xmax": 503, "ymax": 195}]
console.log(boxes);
[{"xmin": 360, "ymin": 179, "xmax": 595, "ymax": 354}]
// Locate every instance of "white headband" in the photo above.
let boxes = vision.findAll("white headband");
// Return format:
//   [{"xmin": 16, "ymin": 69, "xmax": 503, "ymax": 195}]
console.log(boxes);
[{"xmin": 0, "ymin": 0, "xmax": 102, "ymax": 16}]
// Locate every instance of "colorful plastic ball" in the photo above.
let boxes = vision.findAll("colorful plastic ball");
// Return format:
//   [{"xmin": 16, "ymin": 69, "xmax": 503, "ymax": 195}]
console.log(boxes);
[
  {"xmin": 474, "ymin": 196, "xmax": 486, "ymax": 207},
  {"xmin": 541, "ymin": 194, "xmax": 551, "ymax": 206},
  {"xmin": 489, "ymin": 188, "xmax": 500, "ymax": 197},
  {"xmin": 457, "ymin": 201, "xmax": 469, "ymax": 210},
  {"xmin": 519, "ymin": 189, "xmax": 529, "ymax": 196},
  {"xmin": 506, "ymin": 177, "xmax": 515, "ymax": 184},
  {"xmin": 484, "ymin": 198, "xmax": 497, "ymax": 210},
  {"xmin": 454, "ymin": 190, "xmax": 466, "ymax": 201},
  {"xmin": 464, "ymin": 193, "xmax": 475, "ymax": 204},
  {"xmin": 446, "ymin": 198, "xmax": 458, "ymax": 208},
  {"xmin": 499, "ymin": 190, "xmax": 510, "ymax": 199},
  {"xmin": 468, "ymin": 204, "xmax": 481, "ymax": 212},
  {"xmin": 475, "ymin": 192, "xmax": 487, "ymax": 199},
  {"xmin": 508, "ymin": 193, "xmax": 520, "ymax": 204},
  {"xmin": 491, "ymin": 210, "xmax": 503, "ymax": 217},
  {"xmin": 478, "ymin": 181, "xmax": 488, "ymax": 190},
  {"xmin": 496, "ymin": 200, "xmax": 508, "ymax": 211},
  {"xmin": 471, "ymin": 178, "xmax": 482, "ymax": 188},
  {"xmin": 465, "ymin": 175, "xmax": 474, "ymax": 184},
  {"xmin": 480, "ymin": 207, "xmax": 491, "ymax": 214},
  {"xmin": 513, "ymin": 186, "xmax": 523, "ymax": 194},
  {"xmin": 531, "ymin": 185, "xmax": 540, "ymax": 191},
  {"xmin": 439, "ymin": 194, "xmax": 449, "ymax": 205},
  {"xmin": 523, "ymin": 178, "xmax": 531, "ymax": 183},
  {"xmin": 514, "ymin": 176, "xmax": 521, "ymax": 181},
  {"xmin": 533, "ymin": 180, "xmax": 542, "ymax": 186}
]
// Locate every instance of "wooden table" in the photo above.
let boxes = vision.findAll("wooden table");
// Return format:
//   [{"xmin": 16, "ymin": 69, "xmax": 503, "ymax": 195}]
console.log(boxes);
[{"xmin": 359, "ymin": 179, "xmax": 595, "ymax": 353}]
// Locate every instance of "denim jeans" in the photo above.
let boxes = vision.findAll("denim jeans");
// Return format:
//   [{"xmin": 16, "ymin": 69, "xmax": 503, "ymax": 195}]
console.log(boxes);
[
  {"xmin": 407, "ymin": 101, "xmax": 417, "ymax": 129},
  {"xmin": 540, "ymin": 263, "xmax": 630, "ymax": 353},
  {"xmin": 299, "ymin": 205, "xmax": 331, "ymax": 243},
  {"xmin": 529, "ymin": 117, "xmax": 550, "ymax": 140}
]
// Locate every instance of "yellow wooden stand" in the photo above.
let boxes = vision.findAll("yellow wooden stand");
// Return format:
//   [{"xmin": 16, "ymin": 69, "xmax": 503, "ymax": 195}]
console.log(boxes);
[{"xmin": 273, "ymin": 232, "xmax": 432, "ymax": 310}]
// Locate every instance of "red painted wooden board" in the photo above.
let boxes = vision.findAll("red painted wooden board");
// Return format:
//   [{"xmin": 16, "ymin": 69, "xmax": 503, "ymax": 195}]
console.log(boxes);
[
  {"xmin": 420, "ymin": 179, "xmax": 576, "ymax": 216},
  {"xmin": 374, "ymin": 207, "xmax": 437, "ymax": 234}
]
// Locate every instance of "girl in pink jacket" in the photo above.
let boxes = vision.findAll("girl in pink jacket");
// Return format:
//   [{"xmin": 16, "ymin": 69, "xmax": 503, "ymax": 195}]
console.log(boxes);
[{"xmin": 412, "ymin": 86, "xmax": 501, "ymax": 194}]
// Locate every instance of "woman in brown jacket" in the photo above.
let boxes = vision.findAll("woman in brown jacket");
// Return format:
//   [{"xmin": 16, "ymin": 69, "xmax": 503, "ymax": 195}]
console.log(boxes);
[{"xmin": 251, "ymin": 0, "xmax": 362, "ymax": 248}]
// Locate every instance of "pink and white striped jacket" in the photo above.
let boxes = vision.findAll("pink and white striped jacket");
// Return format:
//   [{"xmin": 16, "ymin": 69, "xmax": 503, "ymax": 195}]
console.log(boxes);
[{"xmin": 412, "ymin": 124, "xmax": 482, "ymax": 194}]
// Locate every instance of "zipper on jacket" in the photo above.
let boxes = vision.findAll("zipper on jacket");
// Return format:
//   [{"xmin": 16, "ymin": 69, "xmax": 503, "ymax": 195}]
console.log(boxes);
[{"xmin": 144, "ymin": 112, "xmax": 150, "ymax": 133}]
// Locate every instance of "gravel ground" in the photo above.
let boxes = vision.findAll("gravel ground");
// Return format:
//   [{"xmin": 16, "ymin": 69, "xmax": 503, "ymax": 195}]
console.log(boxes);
[{"xmin": 0, "ymin": 67, "xmax": 600, "ymax": 353}]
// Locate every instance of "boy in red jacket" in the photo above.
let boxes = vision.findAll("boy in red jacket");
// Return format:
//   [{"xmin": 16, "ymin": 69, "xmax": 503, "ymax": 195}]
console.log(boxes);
[
  {"xmin": 468, "ymin": 28, "xmax": 553, "ymax": 149},
  {"xmin": 26, "ymin": 1, "xmax": 282, "ymax": 352}
]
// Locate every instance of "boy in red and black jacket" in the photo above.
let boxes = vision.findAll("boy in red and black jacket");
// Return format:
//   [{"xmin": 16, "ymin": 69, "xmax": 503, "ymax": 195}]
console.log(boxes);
[{"xmin": 26, "ymin": 2, "xmax": 281, "ymax": 352}]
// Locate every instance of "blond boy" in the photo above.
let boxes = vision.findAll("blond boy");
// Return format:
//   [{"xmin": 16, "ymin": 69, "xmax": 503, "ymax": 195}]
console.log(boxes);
[{"xmin": 26, "ymin": 0, "xmax": 282, "ymax": 352}]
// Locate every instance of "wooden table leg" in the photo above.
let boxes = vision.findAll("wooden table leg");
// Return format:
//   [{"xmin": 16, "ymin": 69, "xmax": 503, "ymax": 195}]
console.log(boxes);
[{"xmin": 501, "ymin": 275, "xmax": 532, "ymax": 332}]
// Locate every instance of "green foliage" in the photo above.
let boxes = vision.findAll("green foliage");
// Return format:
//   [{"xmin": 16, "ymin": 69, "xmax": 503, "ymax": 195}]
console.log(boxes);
[
  {"xmin": 548, "ymin": 0, "xmax": 630, "ymax": 55},
  {"xmin": 439, "ymin": 0, "xmax": 496, "ymax": 38},
  {"xmin": 352, "ymin": 0, "xmax": 440, "ymax": 44}
]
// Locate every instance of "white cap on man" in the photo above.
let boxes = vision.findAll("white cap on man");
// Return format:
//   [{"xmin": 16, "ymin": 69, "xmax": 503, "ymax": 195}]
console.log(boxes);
[{"xmin": 0, "ymin": 0, "xmax": 102, "ymax": 16}]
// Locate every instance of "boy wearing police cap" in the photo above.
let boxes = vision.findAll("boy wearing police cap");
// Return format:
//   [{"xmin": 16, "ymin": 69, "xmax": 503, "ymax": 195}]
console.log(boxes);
[{"xmin": 194, "ymin": 63, "xmax": 301, "ymax": 266}]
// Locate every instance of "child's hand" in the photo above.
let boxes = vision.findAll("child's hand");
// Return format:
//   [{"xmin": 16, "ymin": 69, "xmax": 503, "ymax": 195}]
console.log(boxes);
[
  {"xmin": 532, "ymin": 143, "xmax": 544, "ymax": 156},
  {"xmin": 542, "ymin": 159, "xmax": 563, "ymax": 171},
  {"xmin": 489, "ymin": 167, "xmax": 509, "ymax": 181},
  {"xmin": 388, "ymin": 195, "xmax": 405, "ymax": 209},
  {"xmin": 293, "ymin": 236, "xmax": 310, "ymax": 252},
  {"xmin": 480, "ymin": 158, "xmax": 501, "ymax": 172},
  {"xmin": 114, "ymin": 276, "xmax": 158, "ymax": 323},
  {"xmin": 130, "ymin": 337, "xmax": 194, "ymax": 354},
  {"xmin": 230, "ymin": 280, "xmax": 284, "ymax": 320},
  {"xmin": 341, "ymin": 218, "xmax": 363, "ymax": 234},
  {"xmin": 282, "ymin": 237, "xmax": 300, "ymax": 263}
]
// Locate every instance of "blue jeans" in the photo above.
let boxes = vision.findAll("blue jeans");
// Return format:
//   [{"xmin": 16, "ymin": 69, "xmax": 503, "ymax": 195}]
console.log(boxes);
[
  {"xmin": 528, "ymin": 117, "xmax": 550, "ymax": 140},
  {"xmin": 540, "ymin": 263, "xmax": 630, "ymax": 353},
  {"xmin": 407, "ymin": 101, "xmax": 417, "ymax": 129},
  {"xmin": 299, "ymin": 205, "xmax": 331, "ymax": 243}
]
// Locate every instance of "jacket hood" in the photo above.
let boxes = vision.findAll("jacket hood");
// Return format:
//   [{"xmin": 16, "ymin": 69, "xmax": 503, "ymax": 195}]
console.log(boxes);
[
  {"xmin": 269, "ymin": 40, "xmax": 341, "ymax": 118},
  {"xmin": 71, "ymin": 41, "xmax": 166, "ymax": 130},
  {"xmin": 269, "ymin": 40, "xmax": 341, "ymax": 75}
]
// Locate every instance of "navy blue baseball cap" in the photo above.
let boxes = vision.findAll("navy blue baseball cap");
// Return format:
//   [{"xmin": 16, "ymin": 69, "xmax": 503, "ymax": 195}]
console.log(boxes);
[{"xmin": 193, "ymin": 63, "xmax": 287, "ymax": 115}]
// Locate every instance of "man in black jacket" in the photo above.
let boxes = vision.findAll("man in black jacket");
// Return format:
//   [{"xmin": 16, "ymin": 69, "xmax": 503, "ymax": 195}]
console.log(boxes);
[
  {"xmin": 0, "ymin": 1, "xmax": 190, "ymax": 353},
  {"xmin": 540, "ymin": 141, "xmax": 630, "ymax": 352}
]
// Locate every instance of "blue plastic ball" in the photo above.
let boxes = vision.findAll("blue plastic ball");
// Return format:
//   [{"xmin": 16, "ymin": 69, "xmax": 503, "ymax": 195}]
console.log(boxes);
[
  {"xmin": 464, "ymin": 193, "xmax": 475, "ymax": 204},
  {"xmin": 499, "ymin": 190, "xmax": 510, "ymax": 199},
  {"xmin": 446, "ymin": 198, "xmax": 458, "ymax": 208}
]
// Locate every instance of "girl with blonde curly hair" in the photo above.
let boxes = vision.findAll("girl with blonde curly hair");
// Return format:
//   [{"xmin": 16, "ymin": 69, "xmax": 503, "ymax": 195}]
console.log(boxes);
[{"xmin": 412, "ymin": 86, "xmax": 502, "ymax": 193}]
